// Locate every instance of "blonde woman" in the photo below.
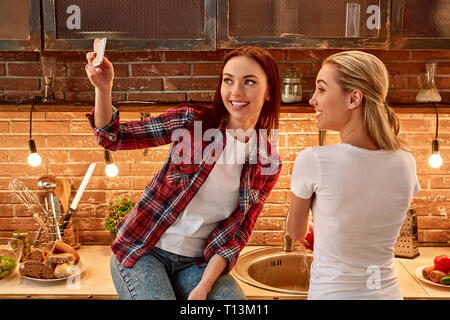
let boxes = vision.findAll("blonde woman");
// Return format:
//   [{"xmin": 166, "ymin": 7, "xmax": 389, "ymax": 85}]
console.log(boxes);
[{"xmin": 287, "ymin": 51, "xmax": 420, "ymax": 300}]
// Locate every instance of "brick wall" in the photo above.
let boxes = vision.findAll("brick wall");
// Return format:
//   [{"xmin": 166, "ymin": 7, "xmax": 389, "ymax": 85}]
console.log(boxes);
[
  {"xmin": 0, "ymin": 48, "xmax": 449, "ymax": 246},
  {"xmin": 1, "ymin": 49, "xmax": 450, "ymax": 103}
]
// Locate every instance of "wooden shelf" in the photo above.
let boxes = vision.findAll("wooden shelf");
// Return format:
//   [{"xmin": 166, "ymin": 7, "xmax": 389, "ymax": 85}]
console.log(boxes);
[{"xmin": 0, "ymin": 101, "xmax": 449, "ymax": 114}]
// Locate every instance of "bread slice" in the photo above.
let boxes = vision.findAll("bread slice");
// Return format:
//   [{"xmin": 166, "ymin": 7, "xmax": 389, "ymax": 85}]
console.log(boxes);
[
  {"xmin": 26, "ymin": 248, "xmax": 46, "ymax": 262},
  {"xmin": 19, "ymin": 260, "xmax": 54, "ymax": 279}
]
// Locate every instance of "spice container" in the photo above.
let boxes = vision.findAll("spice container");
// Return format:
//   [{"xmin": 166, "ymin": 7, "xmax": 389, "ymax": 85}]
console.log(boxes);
[
  {"xmin": 12, "ymin": 230, "xmax": 30, "ymax": 262},
  {"xmin": 416, "ymin": 63, "xmax": 442, "ymax": 103},
  {"xmin": 281, "ymin": 67, "xmax": 303, "ymax": 103}
]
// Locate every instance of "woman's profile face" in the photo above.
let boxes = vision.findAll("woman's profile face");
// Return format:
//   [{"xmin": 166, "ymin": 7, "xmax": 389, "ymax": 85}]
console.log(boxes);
[
  {"xmin": 220, "ymin": 55, "xmax": 269, "ymax": 130},
  {"xmin": 309, "ymin": 63, "xmax": 352, "ymax": 131}
]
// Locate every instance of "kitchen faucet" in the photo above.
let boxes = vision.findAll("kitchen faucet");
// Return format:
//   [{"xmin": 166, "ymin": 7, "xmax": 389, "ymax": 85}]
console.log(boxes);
[{"xmin": 282, "ymin": 218, "xmax": 294, "ymax": 252}]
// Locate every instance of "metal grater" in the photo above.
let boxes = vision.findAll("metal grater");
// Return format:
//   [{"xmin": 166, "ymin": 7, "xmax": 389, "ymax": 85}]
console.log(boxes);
[{"xmin": 394, "ymin": 209, "xmax": 420, "ymax": 259}]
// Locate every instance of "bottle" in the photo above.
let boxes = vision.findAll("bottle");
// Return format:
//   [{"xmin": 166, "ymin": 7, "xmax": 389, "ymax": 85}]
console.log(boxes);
[
  {"xmin": 281, "ymin": 67, "xmax": 303, "ymax": 103},
  {"xmin": 12, "ymin": 230, "xmax": 30, "ymax": 262},
  {"xmin": 416, "ymin": 63, "xmax": 442, "ymax": 103}
]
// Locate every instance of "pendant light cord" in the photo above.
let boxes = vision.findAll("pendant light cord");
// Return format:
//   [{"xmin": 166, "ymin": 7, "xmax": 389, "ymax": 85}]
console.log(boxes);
[
  {"xmin": 433, "ymin": 102, "xmax": 439, "ymax": 140},
  {"xmin": 29, "ymin": 103, "xmax": 33, "ymax": 140}
]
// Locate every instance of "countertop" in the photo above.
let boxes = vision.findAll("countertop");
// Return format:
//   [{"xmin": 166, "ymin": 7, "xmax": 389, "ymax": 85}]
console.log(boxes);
[
  {"xmin": 0, "ymin": 246, "xmax": 116, "ymax": 299},
  {"xmin": 234, "ymin": 246, "xmax": 450, "ymax": 300},
  {"xmin": 0, "ymin": 245, "xmax": 448, "ymax": 300}
]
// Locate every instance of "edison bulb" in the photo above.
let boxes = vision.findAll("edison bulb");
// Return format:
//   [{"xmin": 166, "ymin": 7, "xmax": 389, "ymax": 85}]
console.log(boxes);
[
  {"xmin": 105, "ymin": 163, "xmax": 118, "ymax": 177},
  {"xmin": 28, "ymin": 152, "xmax": 41, "ymax": 167},
  {"xmin": 428, "ymin": 153, "xmax": 443, "ymax": 168}
]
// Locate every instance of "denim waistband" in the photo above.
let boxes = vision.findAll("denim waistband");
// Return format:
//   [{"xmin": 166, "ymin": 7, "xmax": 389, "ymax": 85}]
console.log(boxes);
[{"xmin": 151, "ymin": 246, "xmax": 197, "ymax": 264}]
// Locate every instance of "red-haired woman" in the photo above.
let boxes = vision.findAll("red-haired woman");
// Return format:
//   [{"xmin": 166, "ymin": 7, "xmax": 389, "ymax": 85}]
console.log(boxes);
[{"xmin": 85, "ymin": 46, "xmax": 282, "ymax": 300}]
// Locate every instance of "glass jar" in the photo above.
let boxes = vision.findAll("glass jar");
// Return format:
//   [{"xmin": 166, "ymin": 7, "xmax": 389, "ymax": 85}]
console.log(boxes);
[
  {"xmin": 416, "ymin": 63, "xmax": 442, "ymax": 103},
  {"xmin": 12, "ymin": 230, "xmax": 30, "ymax": 262},
  {"xmin": 281, "ymin": 67, "xmax": 303, "ymax": 103}
]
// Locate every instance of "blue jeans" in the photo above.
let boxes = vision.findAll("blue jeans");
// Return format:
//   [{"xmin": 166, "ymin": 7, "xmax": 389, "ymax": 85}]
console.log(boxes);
[{"xmin": 110, "ymin": 246, "xmax": 246, "ymax": 300}]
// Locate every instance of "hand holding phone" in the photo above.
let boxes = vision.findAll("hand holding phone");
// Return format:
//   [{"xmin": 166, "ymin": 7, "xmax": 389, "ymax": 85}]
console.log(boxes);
[
  {"xmin": 86, "ymin": 38, "xmax": 114, "ymax": 92},
  {"xmin": 92, "ymin": 38, "xmax": 107, "ymax": 67}
]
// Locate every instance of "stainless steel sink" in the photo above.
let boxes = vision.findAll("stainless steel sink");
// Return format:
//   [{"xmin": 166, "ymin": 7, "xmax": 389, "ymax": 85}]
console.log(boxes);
[{"xmin": 232, "ymin": 247, "xmax": 313, "ymax": 295}]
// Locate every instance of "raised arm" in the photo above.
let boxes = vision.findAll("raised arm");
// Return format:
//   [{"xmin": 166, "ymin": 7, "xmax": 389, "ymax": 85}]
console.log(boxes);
[{"xmin": 85, "ymin": 51, "xmax": 115, "ymax": 128}]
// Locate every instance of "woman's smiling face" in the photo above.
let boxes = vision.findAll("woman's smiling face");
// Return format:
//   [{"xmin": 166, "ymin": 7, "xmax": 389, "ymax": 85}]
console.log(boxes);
[
  {"xmin": 309, "ymin": 63, "xmax": 352, "ymax": 131},
  {"xmin": 220, "ymin": 55, "xmax": 269, "ymax": 131}
]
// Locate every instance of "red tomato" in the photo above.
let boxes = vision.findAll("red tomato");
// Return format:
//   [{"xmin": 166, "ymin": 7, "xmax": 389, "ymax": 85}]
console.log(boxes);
[{"xmin": 434, "ymin": 255, "xmax": 450, "ymax": 273}]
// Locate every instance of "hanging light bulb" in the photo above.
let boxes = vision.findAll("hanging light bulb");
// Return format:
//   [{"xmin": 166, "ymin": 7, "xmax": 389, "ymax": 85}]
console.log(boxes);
[
  {"xmin": 28, "ymin": 139, "xmax": 41, "ymax": 167},
  {"xmin": 105, "ymin": 163, "xmax": 119, "ymax": 177},
  {"xmin": 104, "ymin": 149, "xmax": 118, "ymax": 177},
  {"xmin": 27, "ymin": 104, "xmax": 41, "ymax": 167},
  {"xmin": 429, "ymin": 140, "xmax": 443, "ymax": 169},
  {"xmin": 429, "ymin": 103, "xmax": 443, "ymax": 169}
]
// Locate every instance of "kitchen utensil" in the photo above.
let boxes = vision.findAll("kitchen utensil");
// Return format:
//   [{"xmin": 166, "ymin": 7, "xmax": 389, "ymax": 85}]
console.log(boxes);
[
  {"xmin": 37, "ymin": 175, "xmax": 63, "ymax": 237},
  {"xmin": 49, "ymin": 193, "xmax": 61, "ymax": 241},
  {"xmin": 394, "ymin": 209, "xmax": 420, "ymax": 259},
  {"xmin": 57, "ymin": 178, "xmax": 71, "ymax": 213},
  {"xmin": 56, "ymin": 178, "xmax": 75, "ymax": 245},
  {"xmin": 9, "ymin": 179, "xmax": 50, "ymax": 242},
  {"xmin": 38, "ymin": 175, "xmax": 59, "ymax": 241},
  {"xmin": 0, "ymin": 238, "xmax": 23, "ymax": 279},
  {"xmin": 54, "ymin": 178, "xmax": 67, "ymax": 214},
  {"xmin": 37, "ymin": 175, "xmax": 58, "ymax": 190},
  {"xmin": 53, "ymin": 178, "xmax": 63, "ymax": 210},
  {"xmin": 53, "ymin": 196, "xmax": 61, "ymax": 224},
  {"xmin": 40, "ymin": 177, "xmax": 63, "ymax": 224},
  {"xmin": 60, "ymin": 163, "xmax": 96, "ymax": 234},
  {"xmin": 10, "ymin": 179, "xmax": 48, "ymax": 217}
]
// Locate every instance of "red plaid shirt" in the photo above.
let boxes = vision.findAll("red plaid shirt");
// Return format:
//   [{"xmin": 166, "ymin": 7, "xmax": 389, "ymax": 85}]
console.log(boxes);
[{"xmin": 87, "ymin": 105, "xmax": 281, "ymax": 272}]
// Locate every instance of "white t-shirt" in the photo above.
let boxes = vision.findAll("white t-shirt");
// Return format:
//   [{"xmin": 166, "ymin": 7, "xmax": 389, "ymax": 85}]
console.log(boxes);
[
  {"xmin": 156, "ymin": 130, "xmax": 257, "ymax": 257},
  {"xmin": 290, "ymin": 143, "xmax": 420, "ymax": 300}
]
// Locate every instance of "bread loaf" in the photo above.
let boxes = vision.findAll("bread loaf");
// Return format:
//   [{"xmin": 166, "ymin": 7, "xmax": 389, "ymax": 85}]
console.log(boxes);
[
  {"xmin": 47, "ymin": 253, "xmax": 75, "ymax": 265},
  {"xmin": 19, "ymin": 260, "xmax": 54, "ymax": 279},
  {"xmin": 52, "ymin": 240, "xmax": 80, "ymax": 263},
  {"xmin": 54, "ymin": 263, "xmax": 73, "ymax": 278}
]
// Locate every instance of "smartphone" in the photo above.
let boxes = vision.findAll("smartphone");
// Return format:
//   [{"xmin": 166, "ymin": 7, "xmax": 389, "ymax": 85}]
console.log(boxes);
[{"xmin": 92, "ymin": 38, "xmax": 107, "ymax": 67}]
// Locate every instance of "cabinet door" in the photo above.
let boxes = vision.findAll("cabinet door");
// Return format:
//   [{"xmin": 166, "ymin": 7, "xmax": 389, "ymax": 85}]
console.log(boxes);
[
  {"xmin": 42, "ymin": 0, "xmax": 216, "ymax": 50},
  {"xmin": 218, "ymin": 0, "xmax": 389, "ymax": 49},
  {"xmin": 0, "ymin": 0, "xmax": 40, "ymax": 51},
  {"xmin": 391, "ymin": 0, "xmax": 450, "ymax": 49}
]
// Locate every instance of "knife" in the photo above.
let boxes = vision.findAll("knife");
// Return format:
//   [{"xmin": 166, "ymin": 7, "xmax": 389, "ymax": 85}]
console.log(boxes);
[
  {"xmin": 50, "ymin": 193, "xmax": 62, "ymax": 240},
  {"xmin": 59, "ymin": 163, "xmax": 96, "ymax": 234}
]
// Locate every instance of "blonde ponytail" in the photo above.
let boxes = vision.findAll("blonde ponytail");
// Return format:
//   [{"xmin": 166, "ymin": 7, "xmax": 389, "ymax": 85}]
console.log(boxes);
[{"xmin": 324, "ymin": 51, "xmax": 404, "ymax": 150}]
